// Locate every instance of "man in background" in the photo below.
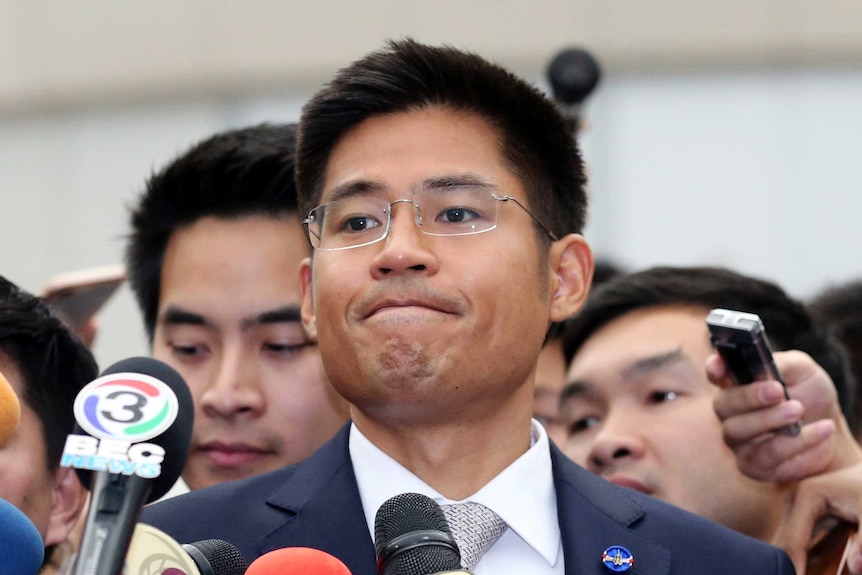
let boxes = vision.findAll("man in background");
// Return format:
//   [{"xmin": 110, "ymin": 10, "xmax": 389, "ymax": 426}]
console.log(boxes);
[
  {"xmin": 560, "ymin": 265, "xmax": 856, "ymax": 563},
  {"xmin": 810, "ymin": 279, "xmax": 862, "ymax": 443},
  {"xmin": 125, "ymin": 123, "xmax": 349, "ymax": 490},
  {"xmin": 0, "ymin": 275, "xmax": 96, "ymax": 573}
]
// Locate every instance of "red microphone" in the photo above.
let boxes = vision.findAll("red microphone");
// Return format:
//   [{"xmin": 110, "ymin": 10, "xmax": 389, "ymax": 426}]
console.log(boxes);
[{"xmin": 246, "ymin": 547, "xmax": 352, "ymax": 575}]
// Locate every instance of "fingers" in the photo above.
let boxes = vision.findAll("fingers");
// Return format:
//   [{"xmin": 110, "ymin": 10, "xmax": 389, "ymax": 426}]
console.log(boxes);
[
  {"xmin": 848, "ymin": 533, "xmax": 862, "ymax": 574},
  {"xmin": 714, "ymin": 380, "xmax": 799, "ymax": 443},
  {"xmin": 733, "ymin": 420, "xmax": 835, "ymax": 482},
  {"xmin": 774, "ymin": 463, "xmax": 862, "ymax": 573}
]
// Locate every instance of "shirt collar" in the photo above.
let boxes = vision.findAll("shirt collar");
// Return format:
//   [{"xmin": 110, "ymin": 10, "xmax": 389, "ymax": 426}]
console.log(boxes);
[{"xmin": 350, "ymin": 419, "xmax": 560, "ymax": 566}]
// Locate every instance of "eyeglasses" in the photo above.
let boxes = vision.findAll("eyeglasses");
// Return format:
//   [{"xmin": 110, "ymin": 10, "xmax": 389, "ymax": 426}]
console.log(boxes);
[{"xmin": 303, "ymin": 186, "xmax": 558, "ymax": 251}]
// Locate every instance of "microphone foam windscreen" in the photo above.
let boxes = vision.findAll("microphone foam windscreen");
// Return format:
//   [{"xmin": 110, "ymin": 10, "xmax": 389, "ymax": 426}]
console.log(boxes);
[
  {"xmin": 246, "ymin": 547, "xmax": 352, "ymax": 575},
  {"xmin": 0, "ymin": 498, "xmax": 45, "ymax": 575},
  {"xmin": 0, "ymin": 371, "xmax": 21, "ymax": 448},
  {"xmin": 183, "ymin": 538, "xmax": 247, "ymax": 575},
  {"xmin": 546, "ymin": 47, "xmax": 602, "ymax": 105},
  {"xmin": 75, "ymin": 357, "xmax": 194, "ymax": 502},
  {"xmin": 374, "ymin": 492, "xmax": 461, "ymax": 575}
]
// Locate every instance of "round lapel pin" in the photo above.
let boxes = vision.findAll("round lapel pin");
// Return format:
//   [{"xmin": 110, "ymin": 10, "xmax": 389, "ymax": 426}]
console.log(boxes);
[{"xmin": 602, "ymin": 546, "xmax": 634, "ymax": 572}]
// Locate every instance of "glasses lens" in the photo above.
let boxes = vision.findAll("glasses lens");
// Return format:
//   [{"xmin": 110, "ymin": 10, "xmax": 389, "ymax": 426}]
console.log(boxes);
[
  {"xmin": 308, "ymin": 197, "xmax": 389, "ymax": 250},
  {"xmin": 418, "ymin": 187, "xmax": 500, "ymax": 236}
]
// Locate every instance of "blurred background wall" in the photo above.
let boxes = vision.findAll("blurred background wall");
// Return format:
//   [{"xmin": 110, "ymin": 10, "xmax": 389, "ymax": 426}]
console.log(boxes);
[{"xmin": 1, "ymin": 0, "xmax": 860, "ymax": 368}]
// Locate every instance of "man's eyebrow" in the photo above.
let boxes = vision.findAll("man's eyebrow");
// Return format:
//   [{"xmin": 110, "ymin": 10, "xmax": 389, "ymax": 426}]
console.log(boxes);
[
  {"xmin": 325, "ymin": 173, "xmax": 499, "ymax": 204},
  {"xmin": 560, "ymin": 381, "xmax": 594, "ymax": 404},
  {"xmin": 326, "ymin": 180, "xmax": 387, "ymax": 203},
  {"xmin": 560, "ymin": 348, "xmax": 688, "ymax": 404},
  {"xmin": 621, "ymin": 347, "xmax": 686, "ymax": 382},
  {"xmin": 242, "ymin": 306, "xmax": 302, "ymax": 329},
  {"xmin": 159, "ymin": 306, "xmax": 207, "ymax": 327},
  {"xmin": 421, "ymin": 173, "xmax": 498, "ymax": 191}
]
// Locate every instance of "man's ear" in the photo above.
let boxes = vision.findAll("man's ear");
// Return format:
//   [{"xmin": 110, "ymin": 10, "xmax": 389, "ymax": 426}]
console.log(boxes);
[
  {"xmin": 548, "ymin": 233, "xmax": 594, "ymax": 322},
  {"xmin": 299, "ymin": 257, "xmax": 317, "ymax": 341},
  {"xmin": 43, "ymin": 466, "xmax": 87, "ymax": 547}
]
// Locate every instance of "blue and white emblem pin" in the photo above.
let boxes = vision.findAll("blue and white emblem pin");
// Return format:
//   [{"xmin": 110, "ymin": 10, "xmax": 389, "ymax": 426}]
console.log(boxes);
[{"xmin": 602, "ymin": 545, "xmax": 634, "ymax": 572}]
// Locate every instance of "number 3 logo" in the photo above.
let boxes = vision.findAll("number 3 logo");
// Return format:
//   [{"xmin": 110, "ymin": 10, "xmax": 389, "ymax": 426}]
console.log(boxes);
[{"xmin": 74, "ymin": 373, "xmax": 179, "ymax": 442}]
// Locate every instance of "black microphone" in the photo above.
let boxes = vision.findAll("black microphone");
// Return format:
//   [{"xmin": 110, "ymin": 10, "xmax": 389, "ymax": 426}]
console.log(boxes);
[
  {"xmin": 183, "ymin": 538, "xmax": 248, "ymax": 575},
  {"xmin": 546, "ymin": 46, "xmax": 602, "ymax": 132},
  {"xmin": 374, "ymin": 492, "xmax": 469, "ymax": 575},
  {"xmin": 124, "ymin": 522, "xmax": 246, "ymax": 575},
  {"xmin": 63, "ymin": 357, "xmax": 194, "ymax": 575}
]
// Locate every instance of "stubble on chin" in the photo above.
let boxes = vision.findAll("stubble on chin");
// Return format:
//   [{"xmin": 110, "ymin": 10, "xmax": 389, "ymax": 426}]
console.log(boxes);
[{"xmin": 372, "ymin": 338, "xmax": 437, "ymax": 391}]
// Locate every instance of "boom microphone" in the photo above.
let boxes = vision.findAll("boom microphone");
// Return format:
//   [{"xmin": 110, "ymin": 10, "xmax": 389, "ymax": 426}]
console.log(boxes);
[
  {"xmin": 0, "ymin": 498, "xmax": 45, "ymax": 575},
  {"xmin": 123, "ymin": 522, "xmax": 246, "ymax": 575},
  {"xmin": 246, "ymin": 547, "xmax": 352, "ymax": 575},
  {"xmin": 546, "ymin": 46, "xmax": 602, "ymax": 132},
  {"xmin": 0, "ymin": 370, "xmax": 21, "ymax": 448},
  {"xmin": 374, "ymin": 493, "xmax": 469, "ymax": 575},
  {"xmin": 65, "ymin": 357, "xmax": 194, "ymax": 575}
]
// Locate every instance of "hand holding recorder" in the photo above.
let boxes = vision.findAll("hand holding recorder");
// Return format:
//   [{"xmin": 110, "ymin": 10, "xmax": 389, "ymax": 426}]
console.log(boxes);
[{"xmin": 707, "ymin": 308, "xmax": 862, "ymax": 483}]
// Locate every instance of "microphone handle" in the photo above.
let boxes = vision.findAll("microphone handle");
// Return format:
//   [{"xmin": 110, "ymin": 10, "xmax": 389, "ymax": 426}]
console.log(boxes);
[{"xmin": 72, "ymin": 472, "xmax": 152, "ymax": 575}]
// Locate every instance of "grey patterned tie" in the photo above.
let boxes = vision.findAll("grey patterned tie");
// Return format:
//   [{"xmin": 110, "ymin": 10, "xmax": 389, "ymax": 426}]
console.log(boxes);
[{"xmin": 440, "ymin": 502, "xmax": 509, "ymax": 571}]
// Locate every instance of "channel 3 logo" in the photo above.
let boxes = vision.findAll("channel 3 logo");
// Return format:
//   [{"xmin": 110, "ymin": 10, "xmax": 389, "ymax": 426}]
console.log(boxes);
[
  {"xmin": 74, "ymin": 373, "xmax": 179, "ymax": 442},
  {"xmin": 61, "ymin": 372, "xmax": 179, "ymax": 478}
]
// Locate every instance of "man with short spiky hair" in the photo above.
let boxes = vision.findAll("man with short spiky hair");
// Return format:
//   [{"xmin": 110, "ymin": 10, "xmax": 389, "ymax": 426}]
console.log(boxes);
[
  {"xmin": 125, "ymin": 123, "xmax": 348, "ymax": 491},
  {"xmin": 144, "ymin": 41, "xmax": 795, "ymax": 575},
  {"xmin": 0, "ymin": 275, "xmax": 96, "ymax": 572}
]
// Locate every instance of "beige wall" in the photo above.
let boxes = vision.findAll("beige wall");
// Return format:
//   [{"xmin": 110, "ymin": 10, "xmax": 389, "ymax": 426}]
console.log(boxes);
[{"xmin": 2, "ymin": 0, "xmax": 860, "ymax": 117}]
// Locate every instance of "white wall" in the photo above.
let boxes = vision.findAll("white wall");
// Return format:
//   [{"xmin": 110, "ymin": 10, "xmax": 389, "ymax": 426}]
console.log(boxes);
[{"xmin": 2, "ymin": 67, "xmax": 861, "ymax": 369}]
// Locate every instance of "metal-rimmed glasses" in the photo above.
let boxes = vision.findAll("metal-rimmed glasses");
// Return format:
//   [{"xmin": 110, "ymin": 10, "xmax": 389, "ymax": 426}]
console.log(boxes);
[{"xmin": 303, "ymin": 186, "xmax": 558, "ymax": 251}]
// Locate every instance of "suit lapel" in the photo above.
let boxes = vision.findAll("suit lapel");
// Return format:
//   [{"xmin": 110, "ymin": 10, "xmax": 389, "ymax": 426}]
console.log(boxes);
[
  {"xmin": 552, "ymin": 446, "xmax": 670, "ymax": 575},
  {"xmin": 256, "ymin": 425, "xmax": 379, "ymax": 575}
]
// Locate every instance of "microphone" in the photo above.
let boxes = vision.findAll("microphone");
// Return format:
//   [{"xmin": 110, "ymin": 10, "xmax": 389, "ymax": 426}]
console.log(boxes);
[
  {"xmin": 546, "ymin": 46, "xmax": 602, "ymax": 132},
  {"xmin": 64, "ymin": 357, "xmax": 194, "ymax": 575},
  {"xmin": 0, "ymin": 497, "xmax": 45, "ymax": 575},
  {"xmin": 374, "ymin": 493, "xmax": 469, "ymax": 575},
  {"xmin": 0, "ymin": 370, "xmax": 21, "ymax": 447},
  {"xmin": 182, "ymin": 538, "xmax": 248, "ymax": 575},
  {"xmin": 123, "ymin": 522, "xmax": 246, "ymax": 575},
  {"xmin": 245, "ymin": 547, "xmax": 352, "ymax": 574}
]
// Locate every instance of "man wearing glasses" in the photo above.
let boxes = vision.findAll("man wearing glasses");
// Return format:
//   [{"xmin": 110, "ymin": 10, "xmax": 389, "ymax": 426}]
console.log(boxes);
[{"xmin": 143, "ymin": 40, "xmax": 795, "ymax": 575}]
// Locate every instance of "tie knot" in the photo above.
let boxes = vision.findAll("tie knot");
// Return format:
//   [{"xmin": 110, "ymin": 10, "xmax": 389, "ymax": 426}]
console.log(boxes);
[{"xmin": 440, "ymin": 502, "xmax": 508, "ymax": 571}]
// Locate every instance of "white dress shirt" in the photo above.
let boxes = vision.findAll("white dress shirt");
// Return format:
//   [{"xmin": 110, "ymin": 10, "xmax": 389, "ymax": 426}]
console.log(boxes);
[{"xmin": 350, "ymin": 420, "xmax": 565, "ymax": 575}]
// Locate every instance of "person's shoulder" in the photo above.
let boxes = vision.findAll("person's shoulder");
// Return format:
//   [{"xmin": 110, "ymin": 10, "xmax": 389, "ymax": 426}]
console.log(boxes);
[
  {"xmin": 551, "ymin": 452, "xmax": 794, "ymax": 573},
  {"xmin": 141, "ymin": 464, "xmax": 299, "ymax": 547},
  {"xmin": 630, "ymin": 491, "xmax": 794, "ymax": 572}
]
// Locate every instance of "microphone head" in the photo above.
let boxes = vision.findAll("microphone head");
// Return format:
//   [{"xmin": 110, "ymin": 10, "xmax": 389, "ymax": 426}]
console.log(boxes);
[
  {"xmin": 246, "ymin": 547, "xmax": 352, "ymax": 575},
  {"xmin": 0, "ymin": 498, "xmax": 45, "ymax": 575},
  {"xmin": 546, "ymin": 46, "xmax": 602, "ymax": 106},
  {"xmin": 73, "ymin": 357, "xmax": 194, "ymax": 502},
  {"xmin": 0, "ymin": 371, "xmax": 21, "ymax": 448},
  {"xmin": 183, "ymin": 539, "xmax": 247, "ymax": 575},
  {"xmin": 374, "ymin": 492, "xmax": 461, "ymax": 575}
]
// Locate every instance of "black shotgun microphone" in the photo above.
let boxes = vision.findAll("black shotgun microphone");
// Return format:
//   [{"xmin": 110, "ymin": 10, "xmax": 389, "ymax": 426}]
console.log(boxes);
[
  {"xmin": 375, "ymin": 492, "xmax": 469, "ymax": 575},
  {"xmin": 65, "ymin": 357, "xmax": 194, "ymax": 575},
  {"xmin": 546, "ymin": 46, "xmax": 602, "ymax": 133}
]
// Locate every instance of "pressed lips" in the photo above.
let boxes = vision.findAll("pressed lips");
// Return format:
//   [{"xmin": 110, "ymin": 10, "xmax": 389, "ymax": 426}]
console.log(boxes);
[
  {"xmin": 606, "ymin": 475, "xmax": 653, "ymax": 495},
  {"xmin": 198, "ymin": 441, "xmax": 274, "ymax": 468}
]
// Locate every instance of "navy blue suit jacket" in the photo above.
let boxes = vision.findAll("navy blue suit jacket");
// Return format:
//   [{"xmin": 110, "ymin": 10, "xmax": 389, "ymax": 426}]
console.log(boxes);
[{"xmin": 142, "ymin": 425, "xmax": 795, "ymax": 574}]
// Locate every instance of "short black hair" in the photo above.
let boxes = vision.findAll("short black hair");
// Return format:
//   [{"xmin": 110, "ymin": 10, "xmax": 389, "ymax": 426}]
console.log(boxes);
[
  {"xmin": 809, "ymin": 279, "xmax": 862, "ymax": 436},
  {"xmin": 562, "ymin": 266, "xmax": 857, "ymax": 428},
  {"xmin": 0, "ymin": 275, "xmax": 98, "ymax": 469},
  {"xmin": 126, "ymin": 123, "xmax": 300, "ymax": 340},
  {"xmin": 296, "ymin": 38, "xmax": 588, "ymax": 244}
]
